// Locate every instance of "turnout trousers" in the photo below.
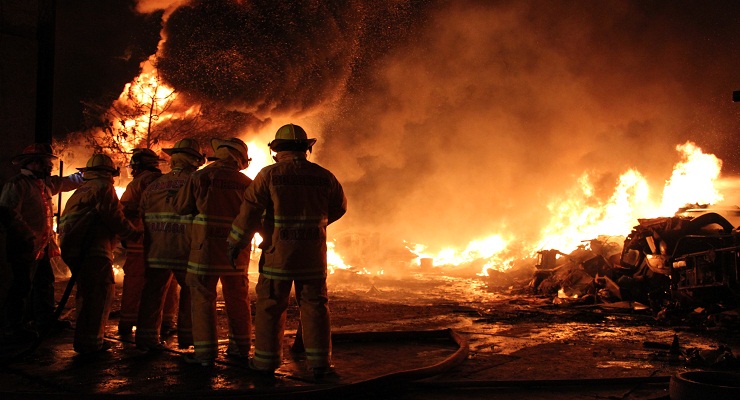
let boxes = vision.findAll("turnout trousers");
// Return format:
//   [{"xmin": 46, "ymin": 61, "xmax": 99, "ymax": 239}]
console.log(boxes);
[
  {"xmin": 186, "ymin": 272, "xmax": 251, "ymax": 361},
  {"xmin": 74, "ymin": 256, "xmax": 114, "ymax": 353},
  {"xmin": 136, "ymin": 269, "xmax": 192, "ymax": 348},
  {"xmin": 252, "ymin": 275, "xmax": 331, "ymax": 371},
  {"xmin": 2, "ymin": 258, "xmax": 33, "ymax": 334},
  {"xmin": 29, "ymin": 250, "xmax": 57, "ymax": 329},
  {"xmin": 162, "ymin": 279, "xmax": 179, "ymax": 330},
  {"xmin": 119, "ymin": 251, "xmax": 146, "ymax": 329}
]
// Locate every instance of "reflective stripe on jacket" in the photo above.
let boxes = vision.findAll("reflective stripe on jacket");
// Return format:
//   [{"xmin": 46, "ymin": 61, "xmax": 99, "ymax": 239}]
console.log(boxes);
[
  {"xmin": 172, "ymin": 160, "xmax": 252, "ymax": 275},
  {"xmin": 120, "ymin": 169, "xmax": 162, "ymax": 255},
  {"xmin": 229, "ymin": 152, "xmax": 347, "ymax": 281},
  {"xmin": 59, "ymin": 176, "xmax": 137, "ymax": 262},
  {"xmin": 0, "ymin": 170, "xmax": 83, "ymax": 259},
  {"xmin": 141, "ymin": 168, "xmax": 194, "ymax": 270}
]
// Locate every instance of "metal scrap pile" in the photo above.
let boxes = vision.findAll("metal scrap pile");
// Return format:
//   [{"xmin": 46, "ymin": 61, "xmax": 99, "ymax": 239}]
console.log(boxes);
[{"xmin": 528, "ymin": 213, "xmax": 740, "ymax": 326}]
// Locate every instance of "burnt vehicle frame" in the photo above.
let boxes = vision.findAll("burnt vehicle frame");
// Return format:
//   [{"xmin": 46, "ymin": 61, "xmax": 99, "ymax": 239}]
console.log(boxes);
[{"xmin": 619, "ymin": 212, "xmax": 740, "ymax": 309}]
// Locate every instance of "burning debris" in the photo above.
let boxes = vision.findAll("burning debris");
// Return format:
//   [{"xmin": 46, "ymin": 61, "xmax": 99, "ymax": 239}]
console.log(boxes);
[{"xmin": 523, "ymin": 210, "xmax": 740, "ymax": 328}]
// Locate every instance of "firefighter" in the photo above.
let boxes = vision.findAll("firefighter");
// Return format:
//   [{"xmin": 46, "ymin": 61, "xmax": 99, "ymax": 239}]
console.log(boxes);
[
  {"xmin": 228, "ymin": 124, "xmax": 347, "ymax": 379},
  {"xmin": 0, "ymin": 143, "xmax": 83, "ymax": 339},
  {"xmin": 172, "ymin": 137, "xmax": 253, "ymax": 366},
  {"xmin": 117, "ymin": 148, "xmax": 164, "ymax": 335},
  {"xmin": 58, "ymin": 153, "xmax": 140, "ymax": 354},
  {"xmin": 136, "ymin": 139, "xmax": 205, "ymax": 352}
]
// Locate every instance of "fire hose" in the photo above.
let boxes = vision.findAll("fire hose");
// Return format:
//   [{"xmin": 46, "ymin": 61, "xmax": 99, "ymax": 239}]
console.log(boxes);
[
  {"xmin": 4, "ymin": 329, "xmax": 470, "ymax": 399},
  {"xmin": 9, "ymin": 327, "xmax": 727, "ymax": 399}
]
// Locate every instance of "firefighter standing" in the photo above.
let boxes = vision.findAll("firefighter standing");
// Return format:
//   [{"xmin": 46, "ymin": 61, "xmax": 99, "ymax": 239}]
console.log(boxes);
[
  {"xmin": 117, "ymin": 149, "xmax": 164, "ymax": 335},
  {"xmin": 136, "ymin": 139, "xmax": 205, "ymax": 351},
  {"xmin": 172, "ymin": 138, "xmax": 253, "ymax": 366},
  {"xmin": 228, "ymin": 124, "xmax": 347, "ymax": 378},
  {"xmin": 0, "ymin": 143, "xmax": 83, "ymax": 339},
  {"xmin": 58, "ymin": 154, "xmax": 140, "ymax": 354}
]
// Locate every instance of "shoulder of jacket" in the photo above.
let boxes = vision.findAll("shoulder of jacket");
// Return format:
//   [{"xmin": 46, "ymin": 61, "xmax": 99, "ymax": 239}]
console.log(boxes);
[
  {"xmin": 193, "ymin": 164, "xmax": 217, "ymax": 175},
  {"xmin": 5, "ymin": 173, "xmax": 29, "ymax": 184},
  {"xmin": 143, "ymin": 171, "xmax": 163, "ymax": 185}
]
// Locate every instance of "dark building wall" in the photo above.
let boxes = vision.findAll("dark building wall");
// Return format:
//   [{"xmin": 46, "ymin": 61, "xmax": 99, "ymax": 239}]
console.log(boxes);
[
  {"xmin": 0, "ymin": 0, "xmax": 39, "ymax": 182},
  {"xmin": 1, "ymin": 1, "xmax": 162, "ymax": 183}
]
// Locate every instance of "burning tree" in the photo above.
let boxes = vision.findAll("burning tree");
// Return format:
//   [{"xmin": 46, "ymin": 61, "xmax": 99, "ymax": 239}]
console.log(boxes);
[
  {"xmin": 77, "ymin": 68, "xmax": 209, "ymax": 157},
  {"xmin": 63, "ymin": 64, "xmax": 259, "ymax": 168}
]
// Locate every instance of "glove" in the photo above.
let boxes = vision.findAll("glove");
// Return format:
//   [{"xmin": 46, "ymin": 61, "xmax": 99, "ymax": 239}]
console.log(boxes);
[{"xmin": 227, "ymin": 242, "xmax": 241, "ymax": 269}]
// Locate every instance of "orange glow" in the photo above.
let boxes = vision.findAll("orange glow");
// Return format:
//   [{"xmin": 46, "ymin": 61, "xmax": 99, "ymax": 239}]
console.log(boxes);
[
  {"xmin": 103, "ymin": 63, "xmax": 726, "ymax": 280},
  {"xmin": 241, "ymin": 139, "xmax": 272, "ymax": 179},
  {"xmin": 409, "ymin": 141, "xmax": 725, "ymax": 276},
  {"xmin": 112, "ymin": 65, "xmax": 194, "ymax": 153},
  {"xmin": 657, "ymin": 142, "xmax": 723, "ymax": 215},
  {"xmin": 327, "ymin": 241, "xmax": 353, "ymax": 274},
  {"xmin": 408, "ymin": 234, "xmax": 512, "ymax": 275}
]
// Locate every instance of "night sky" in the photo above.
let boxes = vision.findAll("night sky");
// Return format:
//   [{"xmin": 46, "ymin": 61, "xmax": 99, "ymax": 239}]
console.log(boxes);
[{"xmin": 53, "ymin": 0, "xmax": 740, "ymax": 254}]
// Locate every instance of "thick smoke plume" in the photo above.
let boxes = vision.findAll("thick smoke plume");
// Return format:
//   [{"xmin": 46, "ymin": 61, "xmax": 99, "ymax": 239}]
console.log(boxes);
[
  {"xmin": 136, "ymin": 0, "xmax": 740, "ymax": 263},
  {"xmin": 154, "ymin": 0, "xmax": 432, "ymax": 122}
]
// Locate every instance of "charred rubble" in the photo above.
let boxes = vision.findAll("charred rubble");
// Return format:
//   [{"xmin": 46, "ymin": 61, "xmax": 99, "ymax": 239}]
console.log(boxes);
[{"xmin": 525, "ymin": 212, "xmax": 740, "ymax": 329}]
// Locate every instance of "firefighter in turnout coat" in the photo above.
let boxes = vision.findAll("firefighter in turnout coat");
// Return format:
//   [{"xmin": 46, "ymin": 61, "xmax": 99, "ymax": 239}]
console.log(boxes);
[
  {"xmin": 0, "ymin": 143, "xmax": 82, "ymax": 338},
  {"xmin": 228, "ymin": 124, "xmax": 347, "ymax": 378},
  {"xmin": 172, "ymin": 138, "xmax": 253, "ymax": 366},
  {"xmin": 58, "ymin": 154, "xmax": 140, "ymax": 354},
  {"xmin": 118, "ymin": 148, "xmax": 164, "ymax": 334},
  {"xmin": 136, "ymin": 139, "xmax": 205, "ymax": 351}
]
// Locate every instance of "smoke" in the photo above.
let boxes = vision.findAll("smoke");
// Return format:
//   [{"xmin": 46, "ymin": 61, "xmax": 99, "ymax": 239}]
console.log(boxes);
[
  {"xmin": 319, "ymin": 0, "xmax": 740, "ymax": 253},
  {"xmin": 151, "ymin": 0, "xmax": 433, "ymax": 122},
  {"xmin": 131, "ymin": 0, "xmax": 740, "ymax": 260}
]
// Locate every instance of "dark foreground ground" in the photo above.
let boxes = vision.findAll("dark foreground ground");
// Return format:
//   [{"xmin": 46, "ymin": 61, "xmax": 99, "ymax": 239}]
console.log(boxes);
[{"xmin": 2, "ymin": 269, "xmax": 739, "ymax": 399}]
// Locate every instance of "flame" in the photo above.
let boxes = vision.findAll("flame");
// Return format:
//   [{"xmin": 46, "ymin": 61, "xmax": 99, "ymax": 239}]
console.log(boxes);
[
  {"xmin": 328, "ymin": 241, "xmax": 355, "ymax": 273},
  {"xmin": 537, "ymin": 168, "xmax": 651, "ymax": 252},
  {"xmin": 101, "ymin": 59, "xmax": 726, "ymax": 281},
  {"xmin": 112, "ymin": 64, "xmax": 192, "ymax": 153},
  {"xmin": 657, "ymin": 141, "xmax": 723, "ymax": 214},
  {"xmin": 241, "ymin": 139, "xmax": 273, "ymax": 179},
  {"xmin": 408, "ymin": 141, "xmax": 725, "ymax": 276}
]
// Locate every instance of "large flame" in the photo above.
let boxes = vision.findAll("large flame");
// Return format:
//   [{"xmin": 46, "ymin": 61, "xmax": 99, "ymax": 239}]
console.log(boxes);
[
  {"xmin": 112, "ymin": 59, "xmax": 199, "ymax": 154},
  {"xmin": 411, "ymin": 141, "xmax": 724, "ymax": 276},
  {"xmin": 102, "ymin": 60, "xmax": 727, "ymax": 280}
]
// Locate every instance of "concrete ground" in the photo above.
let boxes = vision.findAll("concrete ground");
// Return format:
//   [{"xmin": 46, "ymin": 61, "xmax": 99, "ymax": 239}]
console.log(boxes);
[{"xmin": 1, "ymin": 270, "xmax": 739, "ymax": 399}]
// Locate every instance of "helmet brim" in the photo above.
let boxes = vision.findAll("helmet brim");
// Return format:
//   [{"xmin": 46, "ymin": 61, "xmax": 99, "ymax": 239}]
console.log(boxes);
[
  {"xmin": 77, "ymin": 166, "xmax": 121, "ymax": 177},
  {"xmin": 268, "ymin": 138, "xmax": 317, "ymax": 149},
  {"xmin": 162, "ymin": 147, "xmax": 204, "ymax": 160},
  {"xmin": 11, "ymin": 153, "xmax": 58, "ymax": 166}
]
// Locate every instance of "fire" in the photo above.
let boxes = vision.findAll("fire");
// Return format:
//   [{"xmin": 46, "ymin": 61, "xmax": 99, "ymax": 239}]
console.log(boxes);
[
  {"xmin": 409, "ymin": 141, "xmax": 725, "ymax": 276},
  {"xmin": 327, "ymin": 241, "xmax": 354, "ymax": 274},
  {"xmin": 241, "ymin": 139, "xmax": 273, "ymax": 179},
  {"xmin": 408, "ymin": 234, "xmax": 512, "ymax": 274},
  {"xmin": 86, "ymin": 61, "xmax": 728, "ymax": 281},
  {"xmin": 657, "ymin": 142, "xmax": 723, "ymax": 215},
  {"xmin": 537, "ymin": 169, "xmax": 651, "ymax": 252},
  {"xmin": 112, "ymin": 62, "xmax": 194, "ymax": 154}
]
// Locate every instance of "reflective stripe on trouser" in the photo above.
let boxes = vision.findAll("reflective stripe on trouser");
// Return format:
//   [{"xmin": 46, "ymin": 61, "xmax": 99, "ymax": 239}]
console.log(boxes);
[
  {"xmin": 74, "ymin": 256, "xmax": 115, "ymax": 353},
  {"xmin": 186, "ymin": 272, "xmax": 251, "ymax": 360},
  {"xmin": 120, "ymin": 252, "xmax": 146, "ymax": 326},
  {"xmin": 253, "ymin": 275, "xmax": 332, "ymax": 370},
  {"xmin": 137, "ymin": 269, "xmax": 192, "ymax": 347}
]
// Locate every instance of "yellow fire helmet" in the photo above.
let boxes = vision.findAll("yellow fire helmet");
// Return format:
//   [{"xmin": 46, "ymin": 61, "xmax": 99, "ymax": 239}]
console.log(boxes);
[
  {"xmin": 268, "ymin": 124, "xmax": 317, "ymax": 151},
  {"xmin": 77, "ymin": 153, "xmax": 120, "ymax": 176},
  {"xmin": 210, "ymin": 137, "xmax": 250, "ymax": 165},
  {"xmin": 162, "ymin": 138, "xmax": 205, "ymax": 161},
  {"xmin": 129, "ymin": 148, "xmax": 164, "ymax": 168}
]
